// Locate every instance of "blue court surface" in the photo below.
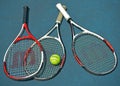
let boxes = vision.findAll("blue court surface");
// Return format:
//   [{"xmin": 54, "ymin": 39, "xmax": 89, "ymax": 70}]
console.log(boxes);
[{"xmin": 0, "ymin": 0, "xmax": 120, "ymax": 86}]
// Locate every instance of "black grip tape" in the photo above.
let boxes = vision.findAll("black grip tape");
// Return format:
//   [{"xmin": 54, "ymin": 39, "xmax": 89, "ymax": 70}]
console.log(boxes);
[{"xmin": 23, "ymin": 6, "xmax": 29, "ymax": 23}]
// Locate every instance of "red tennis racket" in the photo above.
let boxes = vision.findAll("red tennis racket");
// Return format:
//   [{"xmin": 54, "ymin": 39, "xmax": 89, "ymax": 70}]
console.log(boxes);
[{"xmin": 3, "ymin": 6, "xmax": 44, "ymax": 80}]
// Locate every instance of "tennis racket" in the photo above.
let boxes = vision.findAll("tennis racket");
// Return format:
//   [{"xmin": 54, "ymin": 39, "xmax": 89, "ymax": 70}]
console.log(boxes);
[
  {"xmin": 32, "ymin": 5, "xmax": 66, "ymax": 80},
  {"xmin": 56, "ymin": 3, "xmax": 117, "ymax": 75},
  {"xmin": 3, "ymin": 6, "xmax": 44, "ymax": 80}
]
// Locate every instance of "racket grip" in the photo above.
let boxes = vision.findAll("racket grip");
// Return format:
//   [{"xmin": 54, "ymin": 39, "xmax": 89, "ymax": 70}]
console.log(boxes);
[
  {"xmin": 56, "ymin": 3, "xmax": 71, "ymax": 21},
  {"xmin": 56, "ymin": 5, "xmax": 67, "ymax": 23},
  {"xmin": 23, "ymin": 6, "xmax": 29, "ymax": 23}
]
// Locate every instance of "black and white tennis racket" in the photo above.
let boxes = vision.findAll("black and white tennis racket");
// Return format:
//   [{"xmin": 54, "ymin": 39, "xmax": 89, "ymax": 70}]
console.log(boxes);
[
  {"xmin": 30, "ymin": 6, "xmax": 66, "ymax": 80},
  {"xmin": 3, "ymin": 6, "xmax": 44, "ymax": 80},
  {"xmin": 56, "ymin": 3, "xmax": 117, "ymax": 75}
]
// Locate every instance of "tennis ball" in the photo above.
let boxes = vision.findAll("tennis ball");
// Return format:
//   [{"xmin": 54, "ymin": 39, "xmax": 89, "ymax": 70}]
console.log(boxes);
[{"xmin": 50, "ymin": 54, "xmax": 61, "ymax": 65}]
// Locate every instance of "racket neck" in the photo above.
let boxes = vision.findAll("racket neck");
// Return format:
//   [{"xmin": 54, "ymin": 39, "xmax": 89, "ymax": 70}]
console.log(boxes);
[
  {"xmin": 43, "ymin": 23, "xmax": 60, "ymax": 40},
  {"xmin": 57, "ymin": 23, "xmax": 62, "ymax": 40},
  {"xmin": 67, "ymin": 19, "xmax": 75, "ymax": 40}
]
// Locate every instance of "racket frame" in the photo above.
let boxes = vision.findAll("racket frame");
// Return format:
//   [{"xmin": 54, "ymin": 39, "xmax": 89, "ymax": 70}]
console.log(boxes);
[{"xmin": 33, "ymin": 7, "xmax": 66, "ymax": 80}]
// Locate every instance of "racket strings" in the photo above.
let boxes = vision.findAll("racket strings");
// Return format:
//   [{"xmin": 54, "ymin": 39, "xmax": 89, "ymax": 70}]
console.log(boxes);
[
  {"xmin": 74, "ymin": 34, "xmax": 115, "ymax": 74},
  {"xmin": 25, "ymin": 44, "xmax": 42, "ymax": 74},
  {"xmin": 6, "ymin": 40, "xmax": 38, "ymax": 77},
  {"xmin": 35, "ymin": 38, "xmax": 64, "ymax": 79}
]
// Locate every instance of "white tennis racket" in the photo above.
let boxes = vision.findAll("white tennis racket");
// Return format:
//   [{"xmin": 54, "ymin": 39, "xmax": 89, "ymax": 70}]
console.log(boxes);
[
  {"xmin": 56, "ymin": 3, "xmax": 117, "ymax": 75},
  {"xmin": 25, "ymin": 5, "xmax": 66, "ymax": 80}
]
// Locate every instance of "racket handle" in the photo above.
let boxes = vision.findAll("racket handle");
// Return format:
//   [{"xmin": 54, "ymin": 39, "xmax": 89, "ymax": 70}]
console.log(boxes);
[
  {"xmin": 56, "ymin": 5, "xmax": 67, "ymax": 23},
  {"xmin": 56, "ymin": 3, "xmax": 71, "ymax": 21},
  {"xmin": 23, "ymin": 6, "xmax": 29, "ymax": 23}
]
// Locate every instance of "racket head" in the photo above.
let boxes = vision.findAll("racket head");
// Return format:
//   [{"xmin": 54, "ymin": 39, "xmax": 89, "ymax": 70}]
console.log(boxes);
[
  {"xmin": 34, "ymin": 36, "xmax": 65, "ymax": 80},
  {"xmin": 3, "ymin": 6, "xmax": 44, "ymax": 80},
  {"xmin": 72, "ymin": 30, "xmax": 117, "ymax": 75},
  {"xmin": 3, "ymin": 24, "xmax": 44, "ymax": 80}
]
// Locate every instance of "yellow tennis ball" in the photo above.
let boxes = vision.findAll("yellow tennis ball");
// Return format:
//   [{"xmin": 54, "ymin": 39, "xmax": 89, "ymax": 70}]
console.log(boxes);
[{"xmin": 50, "ymin": 54, "xmax": 61, "ymax": 65}]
